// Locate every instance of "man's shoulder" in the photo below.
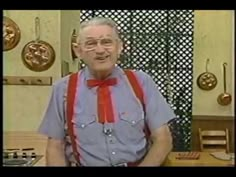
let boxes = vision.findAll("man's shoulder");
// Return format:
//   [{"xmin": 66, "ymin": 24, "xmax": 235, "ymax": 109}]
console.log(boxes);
[
  {"xmin": 53, "ymin": 75, "xmax": 71, "ymax": 88},
  {"xmin": 52, "ymin": 71, "xmax": 82, "ymax": 91},
  {"xmin": 125, "ymin": 69, "xmax": 152, "ymax": 82}
]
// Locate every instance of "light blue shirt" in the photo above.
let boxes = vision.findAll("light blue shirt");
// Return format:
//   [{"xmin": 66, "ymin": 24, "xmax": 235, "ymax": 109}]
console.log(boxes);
[{"xmin": 38, "ymin": 66, "xmax": 175, "ymax": 166}]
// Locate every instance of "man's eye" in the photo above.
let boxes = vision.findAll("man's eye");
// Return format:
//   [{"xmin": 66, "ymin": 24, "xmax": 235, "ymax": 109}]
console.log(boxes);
[
  {"xmin": 85, "ymin": 41, "xmax": 96, "ymax": 46},
  {"xmin": 101, "ymin": 39, "xmax": 113, "ymax": 45}
]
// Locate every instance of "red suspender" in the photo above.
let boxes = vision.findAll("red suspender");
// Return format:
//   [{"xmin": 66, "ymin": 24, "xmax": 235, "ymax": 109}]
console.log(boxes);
[
  {"xmin": 66, "ymin": 72, "xmax": 80, "ymax": 164},
  {"xmin": 124, "ymin": 70, "xmax": 151, "ymax": 138},
  {"xmin": 124, "ymin": 70, "xmax": 145, "ymax": 112}
]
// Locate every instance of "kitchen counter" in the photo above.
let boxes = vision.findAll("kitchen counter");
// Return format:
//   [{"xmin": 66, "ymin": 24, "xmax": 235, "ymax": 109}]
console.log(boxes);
[
  {"xmin": 3, "ymin": 131, "xmax": 47, "ymax": 166},
  {"xmin": 164, "ymin": 151, "xmax": 234, "ymax": 166},
  {"xmin": 3, "ymin": 132, "xmax": 234, "ymax": 167}
]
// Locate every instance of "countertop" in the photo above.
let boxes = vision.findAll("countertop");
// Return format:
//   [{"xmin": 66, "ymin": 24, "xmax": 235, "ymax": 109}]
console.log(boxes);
[{"xmin": 3, "ymin": 131, "xmax": 234, "ymax": 167}]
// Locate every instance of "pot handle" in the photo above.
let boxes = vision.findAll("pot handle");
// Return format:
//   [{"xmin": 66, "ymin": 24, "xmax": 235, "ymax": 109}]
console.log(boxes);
[
  {"xmin": 223, "ymin": 62, "xmax": 227, "ymax": 93},
  {"xmin": 35, "ymin": 17, "xmax": 40, "ymax": 41},
  {"xmin": 205, "ymin": 58, "xmax": 210, "ymax": 72}
]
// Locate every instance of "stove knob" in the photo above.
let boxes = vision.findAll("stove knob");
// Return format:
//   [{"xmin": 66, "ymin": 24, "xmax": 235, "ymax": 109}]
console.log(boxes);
[
  {"xmin": 22, "ymin": 152, "xmax": 27, "ymax": 158},
  {"xmin": 31, "ymin": 152, "xmax": 36, "ymax": 158},
  {"xmin": 13, "ymin": 152, "xmax": 18, "ymax": 158}
]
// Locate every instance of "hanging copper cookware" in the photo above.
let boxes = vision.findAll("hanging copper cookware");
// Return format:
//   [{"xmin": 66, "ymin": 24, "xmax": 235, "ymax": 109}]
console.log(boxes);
[
  {"xmin": 71, "ymin": 29, "xmax": 77, "ymax": 60},
  {"xmin": 21, "ymin": 17, "xmax": 55, "ymax": 72},
  {"xmin": 3, "ymin": 16, "xmax": 21, "ymax": 51},
  {"xmin": 197, "ymin": 58, "xmax": 217, "ymax": 90},
  {"xmin": 217, "ymin": 63, "xmax": 232, "ymax": 106}
]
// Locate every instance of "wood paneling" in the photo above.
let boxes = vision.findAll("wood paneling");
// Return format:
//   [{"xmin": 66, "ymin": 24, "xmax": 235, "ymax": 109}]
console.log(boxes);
[{"xmin": 191, "ymin": 115, "xmax": 235, "ymax": 152}]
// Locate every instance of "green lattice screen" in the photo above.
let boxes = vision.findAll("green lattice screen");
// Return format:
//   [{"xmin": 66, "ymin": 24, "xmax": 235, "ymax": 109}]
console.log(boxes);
[{"xmin": 80, "ymin": 10, "xmax": 194, "ymax": 151}]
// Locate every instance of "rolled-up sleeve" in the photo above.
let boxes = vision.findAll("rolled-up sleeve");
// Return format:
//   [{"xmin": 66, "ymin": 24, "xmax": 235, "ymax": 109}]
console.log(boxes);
[
  {"xmin": 136, "ymin": 71, "xmax": 176, "ymax": 133},
  {"xmin": 38, "ymin": 82, "xmax": 66, "ymax": 140}
]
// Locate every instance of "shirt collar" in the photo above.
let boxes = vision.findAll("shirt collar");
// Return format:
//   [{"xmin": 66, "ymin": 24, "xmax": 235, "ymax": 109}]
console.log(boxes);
[{"xmin": 84, "ymin": 65, "xmax": 124, "ymax": 88}]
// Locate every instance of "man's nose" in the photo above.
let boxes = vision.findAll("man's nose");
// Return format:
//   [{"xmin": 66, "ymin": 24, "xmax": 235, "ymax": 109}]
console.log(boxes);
[{"xmin": 95, "ymin": 43, "xmax": 105, "ymax": 53}]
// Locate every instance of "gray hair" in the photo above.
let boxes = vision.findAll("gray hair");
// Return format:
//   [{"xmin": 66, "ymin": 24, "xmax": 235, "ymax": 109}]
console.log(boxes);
[{"xmin": 78, "ymin": 17, "xmax": 120, "ymax": 41}]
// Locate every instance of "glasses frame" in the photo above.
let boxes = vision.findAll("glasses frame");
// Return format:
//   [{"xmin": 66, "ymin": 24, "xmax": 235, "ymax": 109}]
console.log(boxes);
[{"xmin": 79, "ymin": 37, "xmax": 119, "ymax": 51}]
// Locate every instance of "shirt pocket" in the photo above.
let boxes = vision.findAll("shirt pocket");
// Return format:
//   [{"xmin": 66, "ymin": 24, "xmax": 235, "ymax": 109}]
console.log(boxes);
[
  {"xmin": 116, "ymin": 110, "xmax": 145, "ymax": 142},
  {"xmin": 73, "ymin": 113, "xmax": 101, "ymax": 145}
]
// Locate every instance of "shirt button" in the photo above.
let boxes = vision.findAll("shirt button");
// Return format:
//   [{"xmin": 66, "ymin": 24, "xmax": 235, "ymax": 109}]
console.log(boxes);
[
  {"xmin": 81, "ymin": 124, "xmax": 85, "ymax": 128},
  {"xmin": 132, "ymin": 120, "xmax": 136, "ymax": 124},
  {"xmin": 111, "ymin": 151, "xmax": 116, "ymax": 155},
  {"xmin": 109, "ymin": 139, "xmax": 115, "ymax": 144}
]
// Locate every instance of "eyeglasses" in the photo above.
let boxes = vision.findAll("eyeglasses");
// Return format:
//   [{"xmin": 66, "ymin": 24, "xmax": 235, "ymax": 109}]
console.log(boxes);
[{"xmin": 81, "ymin": 38, "xmax": 117, "ymax": 51}]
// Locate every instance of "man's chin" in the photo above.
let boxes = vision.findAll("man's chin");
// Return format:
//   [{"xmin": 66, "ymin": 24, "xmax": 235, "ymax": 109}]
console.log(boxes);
[{"xmin": 93, "ymin": 64, "xmax": 115, "ymax": 72}]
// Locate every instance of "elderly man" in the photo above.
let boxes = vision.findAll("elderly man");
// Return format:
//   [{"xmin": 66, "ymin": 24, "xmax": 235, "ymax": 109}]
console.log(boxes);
[{"xmin": 39, "ymin": 17, "xmax": 175, "ymax": 166}]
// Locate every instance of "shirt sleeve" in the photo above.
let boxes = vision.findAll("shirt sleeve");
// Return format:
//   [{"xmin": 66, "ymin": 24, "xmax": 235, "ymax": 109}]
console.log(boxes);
[
  {"xmin": 38, "ymin": 81, "xmax": 67, "ymax": 140},
  {"xmin": 135, "ymin": 71, "xmax": 176, "ymax": 133}
]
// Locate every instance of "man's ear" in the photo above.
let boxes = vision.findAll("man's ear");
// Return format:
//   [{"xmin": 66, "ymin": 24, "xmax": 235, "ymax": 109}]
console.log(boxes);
[
  {"xmin": 72, "ymin": 42, "xmax": 82, "ymax": 58},
  {"xmin": 118, "ymin": 40, "xmax": 123, "ymax": 56}
]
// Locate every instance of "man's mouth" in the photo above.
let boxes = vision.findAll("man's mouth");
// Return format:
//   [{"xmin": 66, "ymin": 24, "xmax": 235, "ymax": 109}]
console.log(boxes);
[{"xmin": 95, "ymin": 56, "xmax": 109, "ymax": 61}]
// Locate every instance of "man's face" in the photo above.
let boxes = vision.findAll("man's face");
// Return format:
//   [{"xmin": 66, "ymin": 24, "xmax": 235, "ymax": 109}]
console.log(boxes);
[{"xmin": 74, "ymin": 25, "xmax": 123, "ymax": 72}]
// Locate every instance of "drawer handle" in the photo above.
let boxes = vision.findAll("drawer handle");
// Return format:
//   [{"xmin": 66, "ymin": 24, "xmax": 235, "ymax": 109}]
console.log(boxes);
[
  {"xmin": 36, "ymin": 79, "xmax": 42, "ymax": 83},
  {"xmin": 3, "ymin": 78, "xmax": 8, "ymax": 83},
  {"xmin": 19, "ymin": 79, "xmax": 26, "ymax": 83}
]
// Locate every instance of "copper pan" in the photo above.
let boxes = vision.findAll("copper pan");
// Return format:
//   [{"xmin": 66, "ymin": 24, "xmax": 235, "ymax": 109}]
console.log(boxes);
[
  {"xmin": 71, "ymin": 29, "xmax": 77, "ymax": 60},
  {"xmin": 21, "ymin": 17, "xmax": 55, "ymax": 72},
  {"xmin": 3, "ymin": 16, "xmax": 21, "ymax": 51},
  {"xmin": 197, "ymin": 58, "xmax": 217, "ymax": 90},
  {"xmin": 217, "ymin": 63, "xmax": 232, "ymax": 106}
]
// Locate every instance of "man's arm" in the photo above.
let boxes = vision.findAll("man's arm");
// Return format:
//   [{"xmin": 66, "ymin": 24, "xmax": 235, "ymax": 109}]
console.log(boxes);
[
  {"xmin": 139, "ymin": 124, "xmax": 173, "ymax": 166},
  {"xmin": 46, "ymin": 137, "xmax": 67, "ymax": 166}
]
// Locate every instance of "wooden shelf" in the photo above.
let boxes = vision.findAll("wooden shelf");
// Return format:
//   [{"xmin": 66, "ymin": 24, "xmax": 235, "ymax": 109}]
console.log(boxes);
[{"xmin": 3, "ymin": 76, "xmax": 52, "ymax": 86}]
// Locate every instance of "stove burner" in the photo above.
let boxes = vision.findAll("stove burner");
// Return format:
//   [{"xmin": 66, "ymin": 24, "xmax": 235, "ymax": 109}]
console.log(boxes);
[
  {"xmin": 3, "ymin": 151, "xmax": 43, "ymax": 166},
  {"xmin": 4, "ymin": 159, "xmax": 28, "ymax": 166}
]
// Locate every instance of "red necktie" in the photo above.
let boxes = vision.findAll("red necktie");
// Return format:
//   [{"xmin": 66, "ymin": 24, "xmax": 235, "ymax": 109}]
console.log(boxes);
[{"xmin": 87, "ymin": 78, "xmax": 117, "ymax": 123}]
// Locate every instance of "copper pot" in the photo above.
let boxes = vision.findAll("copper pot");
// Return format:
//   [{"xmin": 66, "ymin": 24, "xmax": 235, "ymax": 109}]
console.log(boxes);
[
  {"xmin": 21, "ymin": 17, "xmax": 55, "ymax": 72},
  {"xmin": 3, "ymin": 16, "xmax": 21, "ymax": 51},
  {"xmin": 197, "ymin": 58, "xmax": 217, "ymax": 90},
  {"xmin": 217, "ymin": 63, "xmax": 232, "ymax": 106},
  {"xmin": 71, "ymin": 29, "xmax": 77, "ymax": 60}
]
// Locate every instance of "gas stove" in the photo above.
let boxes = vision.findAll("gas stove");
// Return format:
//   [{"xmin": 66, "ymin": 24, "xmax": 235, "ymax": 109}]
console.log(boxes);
[{"xmin": 3, "ymin": 151, "xmax": 43, "ymax": 166}]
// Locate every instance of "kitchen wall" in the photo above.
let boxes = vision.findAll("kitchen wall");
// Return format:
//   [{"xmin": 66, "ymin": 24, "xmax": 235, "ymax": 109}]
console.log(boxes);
[
  {"xmin": 192, "ymin": 10, "xmax": 234, "ymax": 116},
  {"xmin": 3, "ymin": 10, "xmax": 80, "ymax": 131},
  {"xmin": 191, "ymin": 10, "xmax": 234, "ymax": 151},
  {"xmin": 60, "ymin": 10, "xmax": 81, "ymax": 74},
  {"xmin": 3, "ymin": 10, "xmax": 234, "ymax": 132}
]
